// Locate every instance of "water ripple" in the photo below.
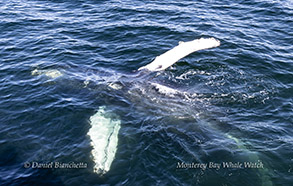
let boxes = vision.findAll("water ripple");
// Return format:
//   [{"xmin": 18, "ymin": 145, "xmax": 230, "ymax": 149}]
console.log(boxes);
[{"xmin": 0, "ymin": 0, "xmax": 292, "ymax": 185}]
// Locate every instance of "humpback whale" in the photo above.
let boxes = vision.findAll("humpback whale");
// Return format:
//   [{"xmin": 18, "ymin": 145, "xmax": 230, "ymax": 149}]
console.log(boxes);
[
  {"xmin": 88, "ymin": 37, "xmax": 220, "ymax": 174},
  {"xmin": 31, "ymin": 37, "xmax": 273, "ymax": 185},
  {"xmin": 32, "ymin": 37, "xmax": 221, "ymax": 174}
]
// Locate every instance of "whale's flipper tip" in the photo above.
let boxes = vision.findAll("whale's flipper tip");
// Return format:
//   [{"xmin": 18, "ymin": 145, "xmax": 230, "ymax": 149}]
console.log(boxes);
[
  {"xmin": 197, "ymin": 37, "xmax": 221, "ymax": 49},
  {"xmin": 138, "ymin": 37, "xmax": 221, "ymax": 72},
  {"xmin": 209, "ymin": 37, "xmax": 220, "ymax": 46},
  {"xmin": 211, "ymin": 37, "xmax": 220, "ymax": 47}
]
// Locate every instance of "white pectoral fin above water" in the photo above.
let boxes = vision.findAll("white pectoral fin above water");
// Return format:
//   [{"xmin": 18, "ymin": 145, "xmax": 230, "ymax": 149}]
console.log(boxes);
[
  {"xmin": 88, "ymin": 106, "xmax": 121, "ymax": 174},
  {"xmin": 138, "ymin": 37, "xmax": 220, "ymax": 71}
]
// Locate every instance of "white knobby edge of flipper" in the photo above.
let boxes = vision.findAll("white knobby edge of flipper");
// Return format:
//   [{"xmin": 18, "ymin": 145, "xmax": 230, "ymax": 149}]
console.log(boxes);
[{"xmin": 138, "ymin": 37, "xmax": 220, "ymax": 71}]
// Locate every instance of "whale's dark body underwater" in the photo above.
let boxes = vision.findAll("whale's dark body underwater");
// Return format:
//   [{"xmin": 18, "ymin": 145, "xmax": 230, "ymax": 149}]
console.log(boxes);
[{"xmin": 32, "ymin": 37, "xmax": 220, "ymax": 174}]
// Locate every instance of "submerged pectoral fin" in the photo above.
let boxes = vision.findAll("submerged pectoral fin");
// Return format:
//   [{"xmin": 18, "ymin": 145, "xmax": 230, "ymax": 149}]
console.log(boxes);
[
  {"xmin": 226, "ymin": 133, "xmax": 273, "ymax": 186},
  {"xmin": 87, "ymin": 106, "xmax": 121, "ymax": 174},
  {"xmin": 138, "ymin": 37, "xmax": 220, "ymax": 71}
]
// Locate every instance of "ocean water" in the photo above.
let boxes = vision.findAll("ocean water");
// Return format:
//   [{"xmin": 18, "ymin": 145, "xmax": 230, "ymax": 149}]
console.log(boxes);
[{"xmin": 0, "ymin": 0, "xmax": 292, "ymax": 185}]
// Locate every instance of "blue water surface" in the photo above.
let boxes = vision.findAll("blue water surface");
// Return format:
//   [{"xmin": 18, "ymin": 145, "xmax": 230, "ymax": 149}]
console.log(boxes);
[{"xmin": 0, "ymin": 0, "xmax": 292, "ymax": 185}]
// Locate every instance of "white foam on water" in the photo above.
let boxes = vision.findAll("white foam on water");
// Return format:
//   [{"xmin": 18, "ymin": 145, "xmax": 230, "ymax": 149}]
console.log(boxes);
[
  {"xmin": 176, "ymin": 69, "xmax": 211, "ymax": 80},
  {"xmin": 88, "ymin": 106, "xmax": 121, "ymax": 174}
]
